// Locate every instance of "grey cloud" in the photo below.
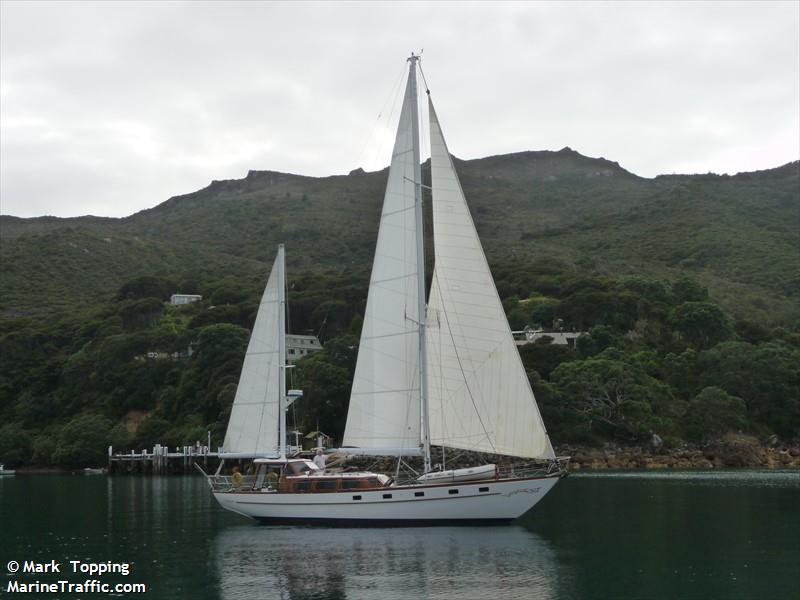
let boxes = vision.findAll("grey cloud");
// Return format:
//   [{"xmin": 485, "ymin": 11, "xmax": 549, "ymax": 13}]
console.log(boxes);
[{"xmin": 1, "ymin": 1, "xmax": 797, "ymax": 217}]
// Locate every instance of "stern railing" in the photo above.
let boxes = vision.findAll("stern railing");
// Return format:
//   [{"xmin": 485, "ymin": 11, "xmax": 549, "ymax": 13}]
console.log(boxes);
[{"xmin": 497, "ymin": 456, "xmax": 570, "ymax": 479}]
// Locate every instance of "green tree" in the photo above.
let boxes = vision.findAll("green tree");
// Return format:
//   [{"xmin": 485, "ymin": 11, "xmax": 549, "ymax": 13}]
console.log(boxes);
[
  {"xmin": 52, "ymin": 413, "xmax": 112, "ymax": 467},
  {"xmin": 117, "ymin": 297, "xmax": 165, "ymax": 331},
  {"xmin": 109, "ymin": 423, "xmax": 133, "ymax": 450},
  {"xmin": 209, "ymin": 282, "xmax": 251, "ymax": 306},
  {"xmin": 664, "ymin": 348, "xmax": 699, "ymax": 399},
  {"xmin": 0, "ymin": 424, "xmax": 32, "ymax": 466},
  {"xmin": 576, "ymin": 325, "xmax": 621, "ymax": 358},
  {"xmin": 685, "ymin": 386, "xmax": 747, "ymax": 442},
  {"xmin": 176, "ymin": 323, "xmax": 249, "ymax": 421},
  {"xmin": 31, "ymin": 432, "xmax": 57, "ymax": 465},
  {"xmin": 622, "ymin": 277, "xmax": 670, "ymax": 304},
  {"xmin": 557, "ymin": 289, "xmax": 639, "ymax": 332},
  {"xmin": 668, "ymin": 302, "xmax": 734, "ymax": 349},
  {"xmin": 117, "ymin": 276, "xmax": 176, "ymax": 301},
  {"xmin": 696, "ymin": 341, "xmax": 800, "ymax": 438},
  {"xmin": 293, "ymin": 336, "xmax": 359, "ymax": 442},
  {"xmin": 551, "ymin": 355, "xmax": 677, "ymax": 441},
  {"xmin": 518, "ymin": 340, "xmax": 577, "ymax": 379},
  {"xmin": 506, "ymin": 306, "xmax": 530, "ymax": 331},
  {"xmin": 671, "ymin": 277, "xmax": 708, "ymax": 303},
  {"xmin": 528, "ymin": 297, "xmax": 559, "ymax": 329},
  {"xmin": 135, "ymin": 416, "xmax": 171, "ymax": 448},
  {"xmin": 188, "ymin": 305, "xmax": 244, "ymax": 329}
]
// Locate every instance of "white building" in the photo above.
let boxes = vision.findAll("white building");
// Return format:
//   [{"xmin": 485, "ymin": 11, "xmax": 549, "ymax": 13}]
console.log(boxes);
[
  {"xmin": 286, "ymin": 334, "xmax": 323, "ymax": 362},
  {"xmin": 170, "ymin": 294, "xmax": 202, "ymax": 306},
  {"xmin": 513, "ymin": 328, "xmax": 584, "ymax": 348}
]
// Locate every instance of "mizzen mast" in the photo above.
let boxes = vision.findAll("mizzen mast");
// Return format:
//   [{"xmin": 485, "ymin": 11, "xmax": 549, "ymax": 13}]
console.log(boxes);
[{"xmin": 276, "ymin": 244, "xmax": 288, "ymax": 460}]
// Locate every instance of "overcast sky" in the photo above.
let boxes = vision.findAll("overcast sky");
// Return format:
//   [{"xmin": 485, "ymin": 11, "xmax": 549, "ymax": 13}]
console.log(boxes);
[{"xmin": 1, "ymin": 1, "xmax": 798, "ymax": 218}]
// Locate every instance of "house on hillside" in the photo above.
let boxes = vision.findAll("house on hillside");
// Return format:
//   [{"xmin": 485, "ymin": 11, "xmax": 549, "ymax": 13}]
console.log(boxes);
[
  {"xmin": 286, "ymin": 334, "xmax": 323, "ymax": 363},
  {"xmin": 170, "ymin": 293, "xmax": 202, "ymax": 306},
  {"xmin": 513, "ymin": 327, "xmax": 584, "ymax": 348}
]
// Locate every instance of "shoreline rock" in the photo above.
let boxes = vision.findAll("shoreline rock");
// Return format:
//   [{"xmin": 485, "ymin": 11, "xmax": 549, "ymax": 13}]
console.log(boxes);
[
  {"xmin": 560, "ymin": 437, "xmax": 800, "ymax": 470},
  {"xmin": 330, "ymin": 437, "xmax": 800, "ymax": 475},
  {"xmin": 9, "ymin": 436, "xmax": 800, "ymax": 473}
]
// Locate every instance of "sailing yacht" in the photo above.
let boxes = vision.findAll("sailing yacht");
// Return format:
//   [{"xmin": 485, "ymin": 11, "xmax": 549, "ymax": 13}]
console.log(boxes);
[{"xmin": 207, "ymin": 55, "xmax": 568, "ymax": 524}]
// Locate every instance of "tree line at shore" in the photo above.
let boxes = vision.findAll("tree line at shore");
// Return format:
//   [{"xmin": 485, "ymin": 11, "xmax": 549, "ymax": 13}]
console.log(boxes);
[{"xmin": 1, "ymin": 260, "xmax": 798, "ymax": 468}]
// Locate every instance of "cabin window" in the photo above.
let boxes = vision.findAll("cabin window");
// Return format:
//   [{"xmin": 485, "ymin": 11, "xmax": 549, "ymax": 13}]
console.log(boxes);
[
  {"xmin": 479, "ymin": 487, "xmax": 489, "ymax": 493},
  {"xmin": 414, "ymin": 491, "xmax": 424, "ymax": 497},
  {"xmin": 293, "ymin": 481, "xmax": 311, "ymax": 493},
  {"xmin": 449, "ymin": 489, "xmax": 459, "ymax": 495},
  {"xmin": 366, "ymin": 478, "xmax": 380, "ymax": 488},
  {"xmin": 289, "ymin": 462, "xmax": 311, "ymax": 475},
  {"xmin": 314, "ymin": 480, "xmax": 338, "ymax": 492},
  {"xmin": 352, "ymin": 495, "xmax": 362, "ymax": 501},
  {"xmin": 382, "ymin": 493, "xmax": 392, "ymax": 499},
  {"xmin": 341, "ymin": 480, "xmax": 362, "ymax": 490}
]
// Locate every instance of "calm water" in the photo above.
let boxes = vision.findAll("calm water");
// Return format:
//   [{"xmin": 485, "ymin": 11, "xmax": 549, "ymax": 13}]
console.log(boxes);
[{"xmin": 1, "ymin": 471, "xmax": 798, "ymax": 599}]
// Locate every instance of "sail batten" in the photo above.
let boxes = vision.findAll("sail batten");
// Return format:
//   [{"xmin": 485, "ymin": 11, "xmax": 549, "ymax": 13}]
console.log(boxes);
[{"xmin": 426, "ymin": 98, "xmax": 555, "ymax": 460}]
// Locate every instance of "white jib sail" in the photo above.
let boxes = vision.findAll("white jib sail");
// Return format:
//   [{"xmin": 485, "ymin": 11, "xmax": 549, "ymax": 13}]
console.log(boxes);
[
  {"xmin": 426, "ymin": 98, "xmax": 555, "ymax": 460},
  {"xmin": 223, "ymin": 246, "xmax": 284, "ymax": 457},
  {"xmin": 342, "ymin": 72, "xmax": 422, "ymax": 453}
]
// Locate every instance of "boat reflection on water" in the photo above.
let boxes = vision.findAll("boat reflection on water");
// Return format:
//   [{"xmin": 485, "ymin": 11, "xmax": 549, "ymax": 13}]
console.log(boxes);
[{"xmin": 215, "ymin": 525, "xmax": 559, "ymax": 600}]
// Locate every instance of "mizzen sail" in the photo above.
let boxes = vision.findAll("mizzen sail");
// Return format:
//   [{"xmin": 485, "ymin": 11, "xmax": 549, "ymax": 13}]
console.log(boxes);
[
  {"xmin": 222, "ymin": 246, "xmax": 285, "ymax": 457},
  {"xmin": 426, "ymin": 98, "xmax": 555, "ymax": 460}
]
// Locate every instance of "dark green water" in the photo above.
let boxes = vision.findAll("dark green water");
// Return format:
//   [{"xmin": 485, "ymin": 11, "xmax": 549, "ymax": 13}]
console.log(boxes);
[{"xmin": 1, "ymin": 471, "xmax": 797, "ymax": 599}]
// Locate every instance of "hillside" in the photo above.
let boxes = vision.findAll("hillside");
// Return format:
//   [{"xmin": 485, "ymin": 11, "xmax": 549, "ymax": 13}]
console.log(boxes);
[
  {"xmin": 1, "ymin": 149, "xmax": 799, "ymax": 467},
  {"xmin": 2, "ymin": 150, "xmax": 798, "ymax": 325}
]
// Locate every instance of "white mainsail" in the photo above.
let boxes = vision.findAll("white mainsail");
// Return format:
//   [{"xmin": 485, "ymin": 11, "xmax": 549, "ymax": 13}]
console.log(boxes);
[
  {"xmin": 222, "ymin": 246, "xmax": 285, "ymax": 457},
  {"xmin": 425, "ymin": 99, "xmax": 555, "ymax": 460},
  {"xmin": 342, "ymin": 67, "xmax": 423, "ymax": 454}
]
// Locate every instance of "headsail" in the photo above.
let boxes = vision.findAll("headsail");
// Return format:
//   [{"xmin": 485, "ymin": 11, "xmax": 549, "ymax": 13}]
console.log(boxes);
[
  {"xmin": 222, "ymin": 246, "xmax": 285, "ymax": 457},
  {"xmin": 342, "ymin": 69, "xmax": 422, "ymax": 454},
  {"xmin": 426, "ymin": 99, "xmax": 555, "ymax": 460}
]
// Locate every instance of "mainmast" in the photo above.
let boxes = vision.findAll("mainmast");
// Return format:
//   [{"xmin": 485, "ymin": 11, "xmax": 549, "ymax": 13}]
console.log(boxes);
[
  {"xmin": 407, "ymin": 53, "xmax": 432, "ymax": 473},
  {"xmin": 277, "ymin": 244, "xmax": 288, "ymax": 460}
]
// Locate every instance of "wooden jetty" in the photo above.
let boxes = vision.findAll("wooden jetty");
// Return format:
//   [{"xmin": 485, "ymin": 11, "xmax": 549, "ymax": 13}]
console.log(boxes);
[{"xmin": 108, "ymin": 443, "xmax": 223, "ymax": 475}]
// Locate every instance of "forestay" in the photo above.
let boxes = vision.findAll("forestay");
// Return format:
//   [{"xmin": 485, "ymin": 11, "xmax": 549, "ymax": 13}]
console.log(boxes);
[
  {"xmin": 342, "ymin": 71, "xmax": 422, "ymax": 453},
  {"xmin": 222, "ymin": 247, "xmax": 284, "ymax": 457},
  {"xmin": 425, "ymin": 99, "xmax": 555, "ymax": 460}
]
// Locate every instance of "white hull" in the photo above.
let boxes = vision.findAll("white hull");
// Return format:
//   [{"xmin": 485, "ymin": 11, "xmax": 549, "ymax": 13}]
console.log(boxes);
[{"xmin": 213, "ymin": 474, "xmax": 560, "ymax": 524}]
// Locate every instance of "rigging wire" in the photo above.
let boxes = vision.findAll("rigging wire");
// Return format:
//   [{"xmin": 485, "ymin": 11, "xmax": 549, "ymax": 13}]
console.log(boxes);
[
  {"xmin": 354, "ymin": 63, "xmax": 408, "ymax": 173},
  {"xmin": 371, "ymin": 73, "xmax": 405, "ymax": 169},
  {"xmin": 433, "ymin": 270, "xmax": 497, "ymax": 455},
  {"xmin": 418, "ymin": 58, "xmax": 431, "ymax": 96}
]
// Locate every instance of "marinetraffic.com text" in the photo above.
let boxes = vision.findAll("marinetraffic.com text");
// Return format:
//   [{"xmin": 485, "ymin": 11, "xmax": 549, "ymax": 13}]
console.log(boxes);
[{"xmin": 5, "ymin": 560, "xmax": 147, "ymax": 595}]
